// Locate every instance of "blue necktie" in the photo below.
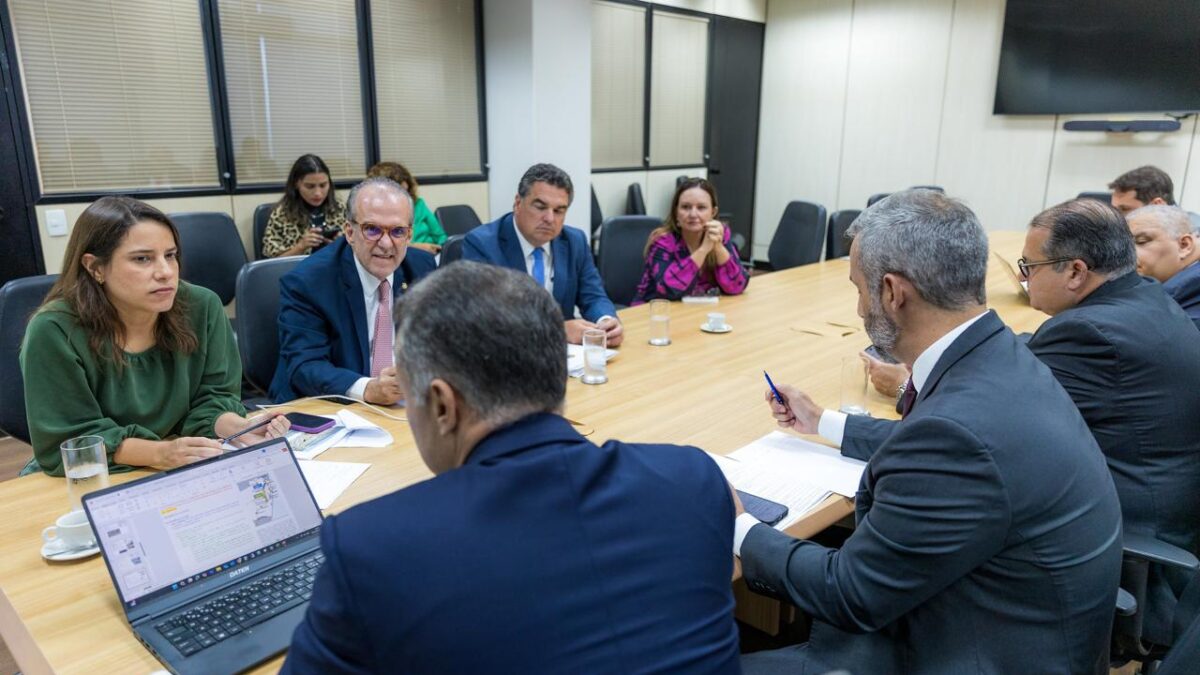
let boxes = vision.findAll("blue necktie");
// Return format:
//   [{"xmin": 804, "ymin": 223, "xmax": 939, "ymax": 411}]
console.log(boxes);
[{"xmin": 532, "ymin": 248, "xmax": 545, "ymax": 287}]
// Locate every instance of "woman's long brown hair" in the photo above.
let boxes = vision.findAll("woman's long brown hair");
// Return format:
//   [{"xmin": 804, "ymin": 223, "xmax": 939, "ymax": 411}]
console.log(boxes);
[
  {"xmin": 644, "ymin": 177, "xmax": 722, "ymax": 270},
  {"xmin": 41, "ymin": 196, "xmax": 198, "ymax": 365}
]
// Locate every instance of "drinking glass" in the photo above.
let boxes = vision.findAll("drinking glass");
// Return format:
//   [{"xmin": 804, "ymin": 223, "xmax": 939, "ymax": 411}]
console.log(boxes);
[
  {"xmin": 648, "ymin": 299, "xmax": 671, "ymax": 346},
  {"xmin": 61, "ymin": 435, "xmax": 110, "ymax": 512},
  {"xmin": 581, "ymin": 328, "xmax": 608, "ymax": 385},
  {"xmin": 838, "ymin": 356, "xmax": 869, "ymax": 415}
]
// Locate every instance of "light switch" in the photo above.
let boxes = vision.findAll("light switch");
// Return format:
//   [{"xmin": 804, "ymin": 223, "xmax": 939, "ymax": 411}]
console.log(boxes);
[{"xmin": 46, "ymin": 209, "xmax": 68, "ymax": 237}]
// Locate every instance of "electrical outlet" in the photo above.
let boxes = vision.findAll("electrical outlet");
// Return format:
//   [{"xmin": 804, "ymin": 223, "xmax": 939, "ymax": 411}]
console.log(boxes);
[{"xmin": 46, "ymin": 209, "xmax": 69, "ymax": 237}]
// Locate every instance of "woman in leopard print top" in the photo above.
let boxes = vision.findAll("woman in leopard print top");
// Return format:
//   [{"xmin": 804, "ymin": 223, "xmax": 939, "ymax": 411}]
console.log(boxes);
[{"xmin": 261, "ymin": 154, "xmax": 348, "ymax": 258}]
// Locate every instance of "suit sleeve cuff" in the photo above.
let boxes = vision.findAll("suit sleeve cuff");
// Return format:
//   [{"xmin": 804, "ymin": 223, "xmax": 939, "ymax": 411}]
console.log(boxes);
[
  {"xmin": 818, "ymin": 409, "xmax": 847, "ymax": 447},
  {"xmin": 346, "ymin": 377, "xmax": 370, "ymax": 400},
  {"xmin": 734, "ymin": 512, "xmax": 762, "ymax": 557}
]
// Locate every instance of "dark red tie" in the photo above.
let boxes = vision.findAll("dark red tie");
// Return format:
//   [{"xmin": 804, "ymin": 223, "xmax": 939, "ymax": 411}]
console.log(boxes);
[{"xmin": 899, "ymin": 378, "xmax": 918, "ymax": 418}]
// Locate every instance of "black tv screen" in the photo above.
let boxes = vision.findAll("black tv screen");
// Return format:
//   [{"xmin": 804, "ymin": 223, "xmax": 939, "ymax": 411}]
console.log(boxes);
[{"xmin": 994, "ymin": 0, "xmax": 1200, "ymax": 115}]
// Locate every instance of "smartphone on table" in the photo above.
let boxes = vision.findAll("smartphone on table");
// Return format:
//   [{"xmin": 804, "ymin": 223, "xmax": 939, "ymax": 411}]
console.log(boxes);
[{"xmin": 285, "ymin": 412, "xmax": 336, "ymax": 434}]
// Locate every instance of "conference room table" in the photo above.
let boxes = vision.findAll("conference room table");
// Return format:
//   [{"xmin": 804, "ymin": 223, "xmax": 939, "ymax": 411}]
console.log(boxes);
[{"xmin": 0, "ymin": 231, "xmax": 1046, "ymax": 674}]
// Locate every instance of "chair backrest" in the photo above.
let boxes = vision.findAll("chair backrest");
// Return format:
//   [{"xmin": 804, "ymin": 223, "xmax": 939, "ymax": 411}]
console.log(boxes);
[
  {"xmin": 0, "ymin": 274, "xmax": 58, "ymax": 444},
  {"xmin": 626, "ymin": 183, "xmax": 647, "ymax": 216},
  {"xmin": 866, "ymin": 192, "xmax": 890, "ymax": 207},
  {"xmin": 434, "ymin": 204, "xmax": 482, "ymax": 237},
  {"xmin": 769, "ymin": 200, "xmax": 828, "ymax": 270},
  {"xmin": 597, "ymin": 215, "xmax": 660, "ymax": 306},
  {"xmin": 439, "ymin": 234, "xmax": 465, "ymax": 268},
  {"xmin": 590, "ymin": 186, "xmax": 602, "ymax": 239},
  {"xmin": 171, "ymin": 212, "xmax": 248, "ymax": 305},
  {"xmin": 1077, "ymin": 191, "xmax": 1112, "ymax": 203},
  {"xmin": 235, "ymin": 257, "xmax": 303, "ymax": 395},
  {"xmin": 252, "ymin": 202, "xmax": 275, "ymax": 260},
  {"xmin": 826, "ymin": 209, "xmax": 861, "ymax": 259}
]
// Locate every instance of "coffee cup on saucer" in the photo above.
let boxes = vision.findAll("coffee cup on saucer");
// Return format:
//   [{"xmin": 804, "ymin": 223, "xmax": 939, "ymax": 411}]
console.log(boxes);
[
  {"xmin": 702, "ymin": 312, "xmax": 731, "ymax": 333},
  {"xmin": 42, "ymin": 510, "xmax": 97, "ymax": 558}
]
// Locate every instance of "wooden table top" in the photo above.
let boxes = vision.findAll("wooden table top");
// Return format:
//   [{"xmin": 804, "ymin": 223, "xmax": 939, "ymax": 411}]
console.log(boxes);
[{"xmin": 0, "ymin": 231, "xmax": 1044, "ymax": 674}]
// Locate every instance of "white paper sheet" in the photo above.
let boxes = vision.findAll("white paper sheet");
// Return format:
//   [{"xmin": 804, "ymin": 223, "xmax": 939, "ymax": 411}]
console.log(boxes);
[
  {"xmin": 729, "ymin": 431, "xmax": 866, "ymax": 498},
  {"xmin": 709, "ymin": 453, "xmax": 832, "ymax": 531},
  {"xmin": 289, "ymin": 410, "xmax": 394, "ymax": 460},
  {"xmin": 297, "ymin": 460, "xmax": 370, "ymax": 510}
]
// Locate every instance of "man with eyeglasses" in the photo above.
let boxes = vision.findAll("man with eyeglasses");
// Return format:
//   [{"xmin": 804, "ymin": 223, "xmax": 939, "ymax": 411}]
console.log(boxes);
[
  {"xmin": 1019, "ymin": 198, "xmax": 1200, "ymax": 647},
  {"xmin": 270, "ymin": 177, "xmax": 437, "ymax": 404}
]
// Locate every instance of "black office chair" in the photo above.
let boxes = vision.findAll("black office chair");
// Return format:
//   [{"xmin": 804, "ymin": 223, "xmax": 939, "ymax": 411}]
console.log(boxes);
[
  {"xmin": 626, "ymin": 183, "xmax": 647, "ymax": 216},
  {"xmin": 1110, "ymin": 533, "xmax": 1200, "ymax": 672},
  {"xmin": 591, "ymin": 186, "xmax": 603, "ymax": 241},
  {"xmin": 439, "ymin": 235, "xmax": 465, "ymax": 268},
  {"xmin": 866, "ymin": 192, "xmax": 891, "ymax": 207},
  {"xmin": 1078, "ymin": 191, "xmax": 1112, "ymax": 203},
  {"xmin": 252, "ymin": 202, "xmax": 275, "ymax": 260},
  {"xmin": 434, "ymin": 205, "xmax": 482, "ymax": 237},
  {"xmin": 0, "ymin": 274, "xmax": 58, "ymax": 445},
  {"xmin": 768, "ymin": 201, "xmax": 828, "ymax": 271},
  {"xmin": 597, "ymin": 215, "xmax": 659, "ymax": 307},
  {"xmin": 171, "ymin": 212, "xmax": 248, "ymax": 307},
  {"xmin": 676, "ymin": 175, "xmax": 690, "ymax": 188},
  {"xmin": 235, "ymin": 257, "xmax": 303, "ymax": 397},
  {"xmin": 826, "ymin": 209, "xmax": 861, "ymax": 260}
]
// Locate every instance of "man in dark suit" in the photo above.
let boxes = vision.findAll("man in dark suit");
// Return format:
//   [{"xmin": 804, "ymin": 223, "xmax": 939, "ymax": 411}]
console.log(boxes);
[
  {"xmin": 462, "ymin": 163, "xmax": 623, "ymax": 345},
  {"xmin": 283, "ymin": 262, "xmax": 739, "ymax": 673},
  {"xmin": 1021, "ymin": 199, "xmax": 1200, "ymax": 645},
  {"xmin": 740, "ymin": 190, "xmax": 1123, "ymax": 674},
  {"xmin": 269, "ymin": 177, "xmax": 437, "ymax": 403},
  {"xmin": 1126, "ymin": 204, "xmax": 1200, "ymax": 330}
]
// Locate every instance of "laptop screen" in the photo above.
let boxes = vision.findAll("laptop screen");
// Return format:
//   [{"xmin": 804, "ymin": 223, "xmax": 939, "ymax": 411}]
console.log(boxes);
[{"xmin": 85, "ymin": 440, "xmax": 323, "ymax": 608}]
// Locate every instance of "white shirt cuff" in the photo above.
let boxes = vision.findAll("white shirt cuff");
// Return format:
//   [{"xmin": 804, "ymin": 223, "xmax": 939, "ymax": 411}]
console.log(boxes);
[
  {"xmin": 346, "ymin": 377, "xmax": 370, "ymax": 401},
  {"xmin": 733, "ymin": 512, "xmax": 762, "ymax": 557},
  {"xmin": 817, "ymin": 409, "xmax": 847, "ymax": 448}
]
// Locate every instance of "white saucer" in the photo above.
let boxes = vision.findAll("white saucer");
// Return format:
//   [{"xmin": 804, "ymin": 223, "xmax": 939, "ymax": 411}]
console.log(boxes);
[
  {"xmin": 41, "ymin": 540, "xmax": 100, "ymax": 561},
  {"xmin": 700, "ymin": 323, "xmax": 733, "ymax": 334}
]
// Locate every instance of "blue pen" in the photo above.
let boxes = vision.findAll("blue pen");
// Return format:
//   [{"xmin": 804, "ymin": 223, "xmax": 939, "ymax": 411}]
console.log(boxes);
[{"xmin": 763, "ymin": 370, "xmax": 787, "ymax": 407}]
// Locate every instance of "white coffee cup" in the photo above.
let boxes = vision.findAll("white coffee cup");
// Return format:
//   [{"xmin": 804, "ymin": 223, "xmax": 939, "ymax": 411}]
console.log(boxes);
[
  {"xmin": 706, "ymin": 312, "xmax": 728, "ymax": 330},
  {"xmin": 42, "ymin": 510, "xmax": 95, "ymax": 550}
]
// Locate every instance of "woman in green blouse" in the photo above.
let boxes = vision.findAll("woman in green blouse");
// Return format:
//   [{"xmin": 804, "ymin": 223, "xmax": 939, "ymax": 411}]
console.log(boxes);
[
  {"xmin": 367, "ymin": 161, "xmax": 447, "ymax": 254},
  {"xmin": 20, "ymin": 196, "xmax": 289, "ymax": 476}
]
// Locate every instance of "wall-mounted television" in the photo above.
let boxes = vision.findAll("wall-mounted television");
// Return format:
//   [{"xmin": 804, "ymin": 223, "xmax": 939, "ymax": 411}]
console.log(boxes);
[{"xmin": 994, "ymin": 0, "xmax": 1200, "ymax": 115}]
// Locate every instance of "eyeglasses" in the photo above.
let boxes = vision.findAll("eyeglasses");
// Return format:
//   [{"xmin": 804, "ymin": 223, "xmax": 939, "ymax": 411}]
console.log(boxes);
[
  {"xmin": 352, "ymin": 221, "xmax": 411, "ymax": 241},
  {"xmin": 1016, "ymin": 256, "xmax": 1074, "ymax": 278}
]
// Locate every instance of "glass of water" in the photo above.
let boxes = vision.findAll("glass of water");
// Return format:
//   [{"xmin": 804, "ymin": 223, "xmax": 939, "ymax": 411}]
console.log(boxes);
[
  {"xmin": 581, "ymin": 328, "xmax": 608, "ymax": 385},
  {"xmin": 648, "ymin": 299, "xmax": 671, "ymax": 346},
  {"xmin": 61, "ymin": 435, "xmax": 110, "ymax": 512},
  {"xmin": 839, "ymin": 355, "xmax": 870, "ymax": 416}
]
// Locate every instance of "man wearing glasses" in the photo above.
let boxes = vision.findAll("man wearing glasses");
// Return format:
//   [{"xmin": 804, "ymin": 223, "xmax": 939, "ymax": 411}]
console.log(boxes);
[
  {"xmin": 270, "ymin": 177, "xmax": 437, "ymax": 404},
  {"xmin": 1020, "ymin": 198, "xmax": 1200, "ymax": 648}
]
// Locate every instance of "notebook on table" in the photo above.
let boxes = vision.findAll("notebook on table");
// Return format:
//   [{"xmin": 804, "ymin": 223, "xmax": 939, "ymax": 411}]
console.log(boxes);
[{"xmin": 83, "ymin": 438, "xmax": 324, "ymax": 675}]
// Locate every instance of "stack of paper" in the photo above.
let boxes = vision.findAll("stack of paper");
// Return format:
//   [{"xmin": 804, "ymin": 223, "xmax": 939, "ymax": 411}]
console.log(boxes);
[
  {"xmin": 710, "ymin": 431, "xmax": 867, "ymax": 531},
  {"xmin": 288, "ymin": 409, "xmax": 394, "ymax": 460},
  {"xmin": 566, "ymin": 344, "xmax": 618, "ymax": 378}
]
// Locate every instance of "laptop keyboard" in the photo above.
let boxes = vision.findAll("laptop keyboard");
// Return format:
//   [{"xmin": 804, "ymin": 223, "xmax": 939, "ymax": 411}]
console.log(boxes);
[{"xmin": 153, "ymin": 551, "xmax": 325, "ymax": 657}]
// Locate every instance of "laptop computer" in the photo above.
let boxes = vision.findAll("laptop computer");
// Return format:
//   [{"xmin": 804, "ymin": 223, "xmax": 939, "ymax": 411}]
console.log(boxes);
[
  {"xmin": 994, "ymin": 251, "xmax": 1030, "ymax": 298},
  {"xmin": 82, "ymin": 438, "xmax": 324, "ymax": 675}
]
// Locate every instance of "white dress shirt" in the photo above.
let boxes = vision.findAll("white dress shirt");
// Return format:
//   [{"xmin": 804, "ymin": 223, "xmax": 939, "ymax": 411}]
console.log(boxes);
[
  {"xmin": 733, "ymin": 310, "xmax": 990, "ymax": 555},
  {"xmin": 513, "ymin": 223, "xmax": 554, "ymax": 294},
  {"xmin": 345, "ymin": 257, "xmax": 396, "ymax": 400}
]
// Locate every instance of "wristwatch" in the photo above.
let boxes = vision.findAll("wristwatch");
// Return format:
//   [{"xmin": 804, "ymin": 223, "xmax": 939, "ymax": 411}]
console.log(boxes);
[{"xmin": 895, "ymin": 380, "xmax": 908, "ymax": 403}]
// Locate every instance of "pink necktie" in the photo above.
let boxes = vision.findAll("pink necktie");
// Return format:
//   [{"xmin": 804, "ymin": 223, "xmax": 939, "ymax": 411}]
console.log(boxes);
[{"xmin": 370, "ymin": 280, "xmax": 392, "ymax": 377}]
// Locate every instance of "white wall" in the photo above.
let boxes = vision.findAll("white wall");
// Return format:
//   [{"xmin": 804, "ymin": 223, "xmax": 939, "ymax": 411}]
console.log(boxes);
[
  {"xmin": 755, "ymin": 0, "xmax": 1200, "ymax": 260},
  {"xmin": 652, "ymin": 0, "xmax": 767, "ymax": 22},
  {"xmin": 484, "ymin": 0, "xmax": 592, "ymax": 230}
]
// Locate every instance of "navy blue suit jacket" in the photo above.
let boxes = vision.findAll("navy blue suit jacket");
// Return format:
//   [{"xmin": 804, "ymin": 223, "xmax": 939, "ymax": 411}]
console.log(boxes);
[
  {"xmin": 743, "ymin": 311, "xmax": 1123, "ymax": 674},
  {"xmin": 462, "ymin": 213, "xmax": 616, "ymax": 322},
  {"xmin": 1026, "ymin": 272, "xmax": 1200, "ymax": 642},
  {"xmin": 1164, "ymin": 260, "xmax": 1200, "ymax": 331},
  {"xmin": 282, "ymin": 413, "xmax": 740, "ymax": 674},
  {"xmin": 268, "ymin": 238, "xmax": 436, "ymax": 402}
]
